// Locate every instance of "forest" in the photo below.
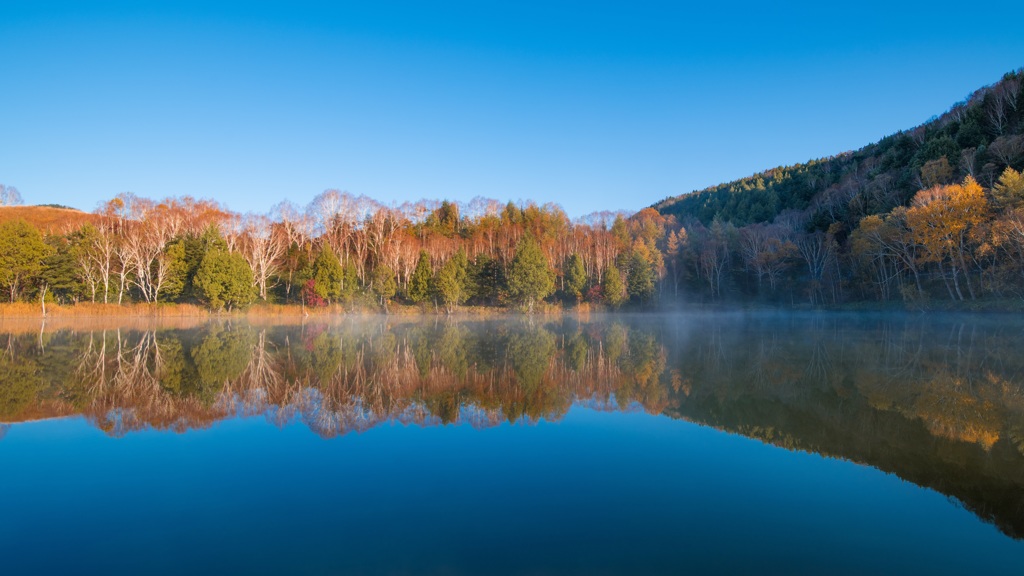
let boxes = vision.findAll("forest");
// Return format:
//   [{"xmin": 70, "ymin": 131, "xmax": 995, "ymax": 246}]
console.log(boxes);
[
  {"xmin": 0, "ymin": 69, "xmax": 1022, "ymax": 312},
  {"xmin": 653, "ymin": 69, "xmax": 1024, "ymax": 306}
]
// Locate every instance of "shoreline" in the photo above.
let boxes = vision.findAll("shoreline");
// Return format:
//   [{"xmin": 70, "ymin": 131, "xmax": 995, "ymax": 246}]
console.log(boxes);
[
  {"xmin": 1, "ymin": 297, "xmax": 1022, "ymax": 325},
  {"xmin": 0, "ymin": 301, "xmax": 585, "ymax": 319}
]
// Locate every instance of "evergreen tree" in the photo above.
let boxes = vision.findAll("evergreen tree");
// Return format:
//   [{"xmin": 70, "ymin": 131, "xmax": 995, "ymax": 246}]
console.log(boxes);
[
  {"xmin": 180, "ymin": 226, "xmax": 229, "ymax": 302},
  {"xmin": 409, "ymin": 250, "xmax": 432, "ymax": 303},
  {"xmin": 435, "ymin": 249, "xmax": 470, "ymax": 313},
  {"xmin": 194, "ymin": 247, "xmax": 256, "ymax": 311},
  {"xmin": 190, "ymin": 326, "xmax": 255, "ymax": 404},
  {"xmin": 507, "ymin": 235, "xmax": 554, "ymax": 313},
  {"xmin": 281, "ymin": 241, "xmax": 311, "ymax": 302},
  {"xmin": 161, "ymin": 239, "xmax": 188, "ymax": 302},
  {"xmin": 40, "ymin": 234, "xmax": 81, "ymax": 304},
  {"xmin": 370, "ymin": 264, "xmax": 397, "ymax": 312},
  {"xmin": 564, "ymin": 253, "xmax": 587, "ymax": 302},
  {"xmin": 340, "ymin": 262, "xmax": 359, "ymax": 302},
  {"xmin": 0, "ymin": 219, "xmax": 51, "ymax": 302},
  {"xmin": 626, "ymin": 250, "xmax": 656, "ymax": 303},
  {"xmin": 602, "ymin": 265, "xmax": 627, "ymax": 308},
  {"xmin": 469, "ymin": 253, "xmax": 504, "ymax": 305},
  {"xmin": 311, "ymin": 245, "xmax": 343, "ymax": 304},
  {"xmin": 427, "ymin": 200, "xmax": 460, "ymax": 236}
]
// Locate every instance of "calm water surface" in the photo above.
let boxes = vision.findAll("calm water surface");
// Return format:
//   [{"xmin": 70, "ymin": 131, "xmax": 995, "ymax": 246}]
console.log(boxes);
[{"xmin": 1, "ymin": 313, "xmax": 1023, "ymax": 574}]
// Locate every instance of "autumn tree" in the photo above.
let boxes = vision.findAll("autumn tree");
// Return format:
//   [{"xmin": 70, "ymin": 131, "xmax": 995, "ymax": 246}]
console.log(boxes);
[
  {"xmin": 850, "ymin": 215, "xmax": 902, "ymax": 301},
  {"xmin": 739, "ymin": 224, "xmax": 795, "ymax": 295},
  {"xmin": 906, "ymin": 176, "xmax": 989, "ymax": 300},
  {"xmin": 988, "ymin": 135, "xmax": 1024, "ymax": 169},
  {"xmin": 990, "ymin": 206, "xmax": 1024, "ymax": 289},
  {"xmin": 797, "ymin": 231, "xmax": 839, "ymax": 305},
  {"xmin": 920, "ymin": 156, "xmax": 953, "ymax": 188},
  {"xmin": 688, "ymin": 219, "xmax": 734, "ymax": 299},
  {"xmin": 120, "ymin": 198, "xmax": 181, "ymax": 303},
  {"xmin": 664, "ymin": 228, "xmax": 687, "ymax": 297},
  {"xmin": 86, "ymin": 221, "xmax": 118, "ymax": 303},
  {"xmin": 68, "ymin": 225, "xmax": 101, "ymax": 302},
  {"xmin": 240, "ymin": 213, "xmax": 286, "ymax": 301},
  {"xmin": 426, "ymin": 200, "xmax": 460, "ymax": 237},
  {"xmin": 992, "ymin": 167, "xmax": 1024, "ymax": 210}
]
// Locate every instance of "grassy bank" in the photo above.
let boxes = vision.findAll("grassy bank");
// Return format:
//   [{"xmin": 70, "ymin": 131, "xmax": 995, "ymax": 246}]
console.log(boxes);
[
  {"xmin": 0, "ymin": 300, "xmax": 588, "ymax": 320},
  {"xmin": 6, "ymin": 297, "xmax": 1024, "ymax": 321}
]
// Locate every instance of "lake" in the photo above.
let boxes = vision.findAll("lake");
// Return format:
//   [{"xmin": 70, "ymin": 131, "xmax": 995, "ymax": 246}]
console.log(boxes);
[{"xmin": 1, "ymin": 313, "xmax": 1022, "ymax": 574}]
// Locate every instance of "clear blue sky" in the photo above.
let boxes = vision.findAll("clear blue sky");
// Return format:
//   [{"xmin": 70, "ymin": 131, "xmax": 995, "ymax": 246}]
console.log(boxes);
[{"xmin": 2, "ymin": 1, "xmax": 1023, "ymax": 217}]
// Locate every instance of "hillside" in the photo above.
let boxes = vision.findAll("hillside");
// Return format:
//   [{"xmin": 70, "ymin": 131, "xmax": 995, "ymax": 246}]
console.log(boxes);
[
  {"xmin": 0, "ymin": 205, "xmax": 99, "ymax": 233},
  {"xmin": 654, "ymin": 69, "xmax": 1024, "ymax": 230}
]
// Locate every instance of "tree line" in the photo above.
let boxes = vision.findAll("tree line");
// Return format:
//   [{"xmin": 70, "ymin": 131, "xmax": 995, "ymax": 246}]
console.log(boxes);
[
  {"xmin": 0, "ymin": 189, "xmax": 669, "ymax": 311},
  {"xmin": 3, "ymin": 167, "xmax": 1024, "ymax": 310}
]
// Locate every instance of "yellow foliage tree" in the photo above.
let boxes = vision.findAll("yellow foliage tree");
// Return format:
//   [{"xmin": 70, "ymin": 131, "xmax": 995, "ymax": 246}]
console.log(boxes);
[
  {"xmin": 992, "ymin": 167, "xmax": 1024, "ymax": 209},
  {"xmin": 905, "ymin": 176, "xmax": 988, "ymax": 300}
]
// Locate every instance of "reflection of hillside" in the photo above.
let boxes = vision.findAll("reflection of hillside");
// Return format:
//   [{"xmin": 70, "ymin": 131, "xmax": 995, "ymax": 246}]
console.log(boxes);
[
  {"xmin": 2, "ymin": 316, "xmax": 1024, "ymax": 538},
  {"xmin": 662, "ymin": 317, "xmax": 1024, "ymax": 540}
]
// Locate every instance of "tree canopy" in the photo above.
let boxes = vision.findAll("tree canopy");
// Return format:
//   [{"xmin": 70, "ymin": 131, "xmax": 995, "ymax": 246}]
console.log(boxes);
[
  {"xmin": 507, "ymin": 235, "xmax": 555, "ymax": 313},
  {"xmin": 194, "ymin": 247, "xmax": 256, "ymax": 311}
]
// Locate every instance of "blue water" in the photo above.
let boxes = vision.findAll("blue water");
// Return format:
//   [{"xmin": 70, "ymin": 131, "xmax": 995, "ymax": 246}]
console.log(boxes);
[
  {"xmin": 2, "ymin": 314, "xmax": 1024, "ymax": 574},
  {"xmin": 2, "ymin": 406, "xmax": 1020, "ymax": 575}
]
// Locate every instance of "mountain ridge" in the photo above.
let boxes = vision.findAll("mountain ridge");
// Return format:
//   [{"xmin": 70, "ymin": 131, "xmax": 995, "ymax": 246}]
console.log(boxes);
[{"xmin": 653, "ymin": 68, "xmax": 1024, "ymax": 230}]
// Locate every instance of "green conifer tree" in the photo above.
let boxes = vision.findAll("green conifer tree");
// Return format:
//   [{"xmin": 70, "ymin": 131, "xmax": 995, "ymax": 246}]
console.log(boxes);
[
  {"xmin": 370, "ymin": 264, "xmax": 397, "ymax": 312},
  {"xmin": 507, "ymin": 235, "xmax": 554, "ymax": 313},
  {"xmin": 409, "ymin": 250, "xmax": 433, "ymax": 303},
  {"xmin": 0, "ymin": 219, "xmax": 51, "ymax": 302},
  {"xmin": 194, "ymin": 247, "xmax": 256, "ymax": 311},
  {"xmin": 602, "ymin": 265, "xmax": 627, "ymax": 308},
  {"xmin": 626, "ymin": 250, "xmax": 655, "ymax": 303},
  {"xmin": 311, "ymin": 246, "xmax": 343, "ymax": 303},
  {"xmin": 564, "ymin": 253, "xmax": 587, "ymax": 302},
  {"xmin": 435, "ymin": 249, "xmax": 470, "ymax": 313}
]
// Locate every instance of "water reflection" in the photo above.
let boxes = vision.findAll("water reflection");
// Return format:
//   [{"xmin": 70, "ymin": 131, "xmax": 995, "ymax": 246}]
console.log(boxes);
[
  {"xmin": 0, "ymin": 319, "xmax": 669, "ymax": 438},
  {"xmin": 2, "ymin": 314, "xmax": 1024, "ymax": 539}
]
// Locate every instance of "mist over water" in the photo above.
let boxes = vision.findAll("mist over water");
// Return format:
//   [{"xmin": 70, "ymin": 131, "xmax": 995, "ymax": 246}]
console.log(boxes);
[{"xmin": 1, "ymin": 313, "xmax": 1023, "ymax": 574}]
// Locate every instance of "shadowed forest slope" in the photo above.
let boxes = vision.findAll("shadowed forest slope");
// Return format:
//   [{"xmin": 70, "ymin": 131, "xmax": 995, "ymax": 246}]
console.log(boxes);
[{"xmin": 654, "ymin": 70, "xmax": 1024, "ymax": 229}]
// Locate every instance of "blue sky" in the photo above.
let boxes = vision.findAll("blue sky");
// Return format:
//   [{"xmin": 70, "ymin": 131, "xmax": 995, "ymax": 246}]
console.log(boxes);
[{"xmin": 2, "ymin": 1, "xmax": 1023, "ymax": 217}]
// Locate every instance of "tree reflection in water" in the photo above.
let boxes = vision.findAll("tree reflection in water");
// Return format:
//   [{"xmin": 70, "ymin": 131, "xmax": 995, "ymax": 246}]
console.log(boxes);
[{"xmin": 1, "ymin": 314, "xmax": 1023, "ymax": 538}]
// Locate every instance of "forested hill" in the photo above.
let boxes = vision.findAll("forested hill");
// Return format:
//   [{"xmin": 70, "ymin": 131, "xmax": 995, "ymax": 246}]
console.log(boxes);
[
  {"xmin": 653, "ymin": 69, "xmax": 1024, "ymax": 230},
  {"xmin": 0, "ymin": 205, "xmax": 98, "ymax": 232}
]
